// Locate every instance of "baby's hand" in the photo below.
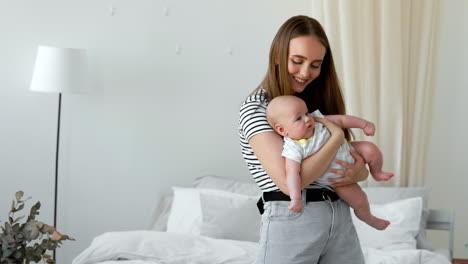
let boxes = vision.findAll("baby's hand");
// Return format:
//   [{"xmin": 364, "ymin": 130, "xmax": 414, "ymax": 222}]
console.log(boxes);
[
  {"xmin": 363, "ymin": 121, "xmax": 375, "ymax": 136},
  {"xmin": 289, "ymin": 199, "xmax": 303, "ymax": 213}
]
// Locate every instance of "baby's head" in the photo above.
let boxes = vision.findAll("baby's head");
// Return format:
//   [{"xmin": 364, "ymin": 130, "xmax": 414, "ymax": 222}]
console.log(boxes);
[{"xmin": 266, "ymin": 95, "xmax": 315, "ymax": 140}]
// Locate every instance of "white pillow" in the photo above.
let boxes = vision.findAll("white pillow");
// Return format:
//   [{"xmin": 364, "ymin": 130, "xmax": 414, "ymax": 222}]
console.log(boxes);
[
  {"xmin": 193, "ymin": 175, "xmax": 261, "ymax": 196},
  {"xmin": 363, "ymin": 186, "xmax": 431, "ymax": 250},
  {"xmin": 166, "ymin": 187, "xmax": 261, "ymax": 242},
  {"xmin": 166, "ymin": 187, "xmax": 202, "ymax": 235},
  {"xmin": 199, "ymin": 189, "xmax": 261, "ymax": 242},
  {"xmin": 150, "ymin": 194, "xmax": 173, "ymax": 231},
  {"xmin": 352, "ymin": 197, "xmax": 423, "ymax": 250}
]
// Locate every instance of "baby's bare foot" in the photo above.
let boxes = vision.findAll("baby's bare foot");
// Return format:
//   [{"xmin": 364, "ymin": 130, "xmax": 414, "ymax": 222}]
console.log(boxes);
[
  {"xmin": 373, "ymin": 172, "xmax": 394, "ymax": 181},
  {"xmin": 369, "ymin": 217, "xmax": 390, "ymax": 230}
]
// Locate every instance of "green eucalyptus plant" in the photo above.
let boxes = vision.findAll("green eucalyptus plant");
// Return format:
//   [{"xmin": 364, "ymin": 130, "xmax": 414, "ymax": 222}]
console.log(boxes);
[{"xmin": 0, "ymin": 191, "xmax": 74, "ymax": 264}]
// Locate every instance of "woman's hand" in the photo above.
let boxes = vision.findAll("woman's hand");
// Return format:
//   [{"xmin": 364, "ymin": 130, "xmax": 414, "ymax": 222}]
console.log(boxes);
[{"xmin": 328, "ymin": 149, "xmax": 369, "ymax": 187}]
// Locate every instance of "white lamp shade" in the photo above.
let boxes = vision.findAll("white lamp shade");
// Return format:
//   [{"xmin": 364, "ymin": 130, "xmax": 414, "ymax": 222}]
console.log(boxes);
[{"xmin": 30, "ymin": 45, "xmax": 88, "ymax": 93}]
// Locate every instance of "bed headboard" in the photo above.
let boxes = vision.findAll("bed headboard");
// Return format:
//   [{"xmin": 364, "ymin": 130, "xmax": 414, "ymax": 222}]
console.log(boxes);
[{"xmin": 426, "ymin": 209, "xmax": 455, "ymax": 259}]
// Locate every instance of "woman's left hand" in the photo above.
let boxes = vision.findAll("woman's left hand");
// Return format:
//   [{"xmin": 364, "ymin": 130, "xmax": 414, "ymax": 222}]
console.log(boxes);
[{"xmin": 328, "ymin": 149, "xmax": 369, "ymax": 187}]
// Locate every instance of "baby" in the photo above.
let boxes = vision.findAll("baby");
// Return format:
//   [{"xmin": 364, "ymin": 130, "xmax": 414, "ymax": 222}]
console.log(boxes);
[{"xmin": 266, "ymin": 95, "xmax": 393, "ymax": 230}]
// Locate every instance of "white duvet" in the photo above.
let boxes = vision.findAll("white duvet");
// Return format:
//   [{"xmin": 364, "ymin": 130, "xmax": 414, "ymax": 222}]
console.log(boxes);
[{"xmin": 72, "ymin": 231, "xmax": 450, "ymax": 264}]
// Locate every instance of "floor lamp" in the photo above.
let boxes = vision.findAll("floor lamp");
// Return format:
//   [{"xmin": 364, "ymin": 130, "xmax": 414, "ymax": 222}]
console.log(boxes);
[{"xmin": 30, "ymin": 45, "xmax": 88, "ymax": 260}]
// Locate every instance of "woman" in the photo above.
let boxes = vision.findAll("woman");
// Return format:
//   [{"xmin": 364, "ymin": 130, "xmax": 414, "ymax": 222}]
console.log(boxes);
[{"xmin": 238, "ymin": 16, "xmax": 368, "ymax": 263}]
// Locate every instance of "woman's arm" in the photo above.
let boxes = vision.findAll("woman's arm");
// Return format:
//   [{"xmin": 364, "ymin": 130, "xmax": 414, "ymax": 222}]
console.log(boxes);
[
  {"xmin": 249, "ymin": 131, "xmax": 289, "ymax": 194},
  {"xmin": 299, "ymin": 117, "xmax": 346, "ymax": 188},
  {"xmin": 249, "ymin": 118, "xmax": 344, "ymax": 195}
]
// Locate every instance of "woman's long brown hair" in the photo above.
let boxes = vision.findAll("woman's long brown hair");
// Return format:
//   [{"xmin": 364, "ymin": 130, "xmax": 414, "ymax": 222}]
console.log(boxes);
[{"xmin": 260, "ymin": 15, "xmax": 352, "ymax": 141}]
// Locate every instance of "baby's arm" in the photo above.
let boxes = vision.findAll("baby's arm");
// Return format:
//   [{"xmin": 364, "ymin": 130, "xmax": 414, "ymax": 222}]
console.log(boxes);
[
  {"xmin": 325, "ymin": 115, "xmax": 375, "ymax": 136},
  {"xmin": 285, "ymin": 158, "xmax": 303, "ymax": 213}
]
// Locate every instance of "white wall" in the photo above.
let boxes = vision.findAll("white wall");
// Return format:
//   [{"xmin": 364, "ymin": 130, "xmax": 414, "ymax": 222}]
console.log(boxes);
[
  {"xmin": 1, "ymin": 0, "xmax": 467, "ymax": 262},
  {"xmin": 426, "ymin": 0, "xmax": 468, "ymax": 259},
  {"xmin": 0, "ymin": 0, "xmax": 311, "ymax": 263}
]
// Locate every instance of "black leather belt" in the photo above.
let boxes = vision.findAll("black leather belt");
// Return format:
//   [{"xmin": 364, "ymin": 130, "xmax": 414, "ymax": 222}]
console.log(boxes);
[{"xmin": 257, "ymin": 188, "xmax": 339, "ymax": 214}]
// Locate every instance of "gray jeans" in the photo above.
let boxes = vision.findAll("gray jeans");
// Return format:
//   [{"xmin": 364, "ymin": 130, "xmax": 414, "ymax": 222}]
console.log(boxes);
[{"xmin": 256, "ymin": 196, "xmax": 365, "ymax": 264}]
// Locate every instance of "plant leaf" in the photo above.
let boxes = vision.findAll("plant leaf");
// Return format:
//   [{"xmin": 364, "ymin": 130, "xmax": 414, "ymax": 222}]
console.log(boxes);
[
  {"xmin": 5, "ymin": 222, "xmax": 12, "ymax": 233},
  {"xmin": 3, "ymin": 248, "xmax": 13, "ymax": 257},
  {"xmin": 27, "ymin": 202, "xmax": 41, "ymax": 221},
  {"xmin": 1, "ymin": 191, "xmax": 74, "ymax": 262},
  {"xmin": 60, "ymin": 234, "xmax": 75, "ymax": 241},
  {"xmin": 12, "ymin": 223, "xmax": 21, "ymax": 232},
  {"xmin": 13, "ymin": 215, "xmax": 25, "ymax": 224},
  {"xmin": 13, "ymin": 250, "xmax": 22, "ymax": 259},
  {"xmin": 15, "ymin": 191, "xmax": 24, "ymax": 202},
  {"xmin": 41, "ymin": 224, "xmax": 55, "ymax": 235},
  {"xmin": 17, "ymin": 203, "xmax": 24, "ymax": 212}
]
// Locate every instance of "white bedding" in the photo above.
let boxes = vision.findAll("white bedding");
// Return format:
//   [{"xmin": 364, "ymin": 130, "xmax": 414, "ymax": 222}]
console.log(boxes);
[
  {"xmin": 75, "ymin": 178, "xmax": 453, "ymax": 264},
  {"xmin": 72, "ymin": 231, "xmax": 257, "ymax": 264},
  {"xmin": 362, "ymin": 248, "xmax": 450, "ymax": 264},
  {"xmin": 73, "ymin": 231, "xmax": 451, "ymax": 264}
]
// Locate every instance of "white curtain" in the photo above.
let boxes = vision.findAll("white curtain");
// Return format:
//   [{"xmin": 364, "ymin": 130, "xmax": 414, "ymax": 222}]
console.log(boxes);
[{"xmin": 310, "ymin": 0, "xmax": 440, "ymax": 187}]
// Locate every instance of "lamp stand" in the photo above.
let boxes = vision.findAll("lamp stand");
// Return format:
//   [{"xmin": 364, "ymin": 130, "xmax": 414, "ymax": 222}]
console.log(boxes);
[{"xmin": 53, "ymin": 92, "xmax": 62, "ymax": 260}]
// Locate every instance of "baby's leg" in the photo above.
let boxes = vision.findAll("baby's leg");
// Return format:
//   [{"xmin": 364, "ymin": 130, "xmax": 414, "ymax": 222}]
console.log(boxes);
[
  {"xmin": 334, "ymin": 183, "xmax": 390, "ymax": 230},
  {"xmin": 350, "ymin": 141, "xmax": 393, "ymax": 181}
]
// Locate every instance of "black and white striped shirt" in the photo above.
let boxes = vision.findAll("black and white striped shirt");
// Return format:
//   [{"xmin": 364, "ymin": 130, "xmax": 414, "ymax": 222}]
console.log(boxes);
[
  {"xmin": 238, "ymin": 89, "xmax": 322, "ymax": 192},
  {"xmin": 238, "ymin": 89, "xmax": 279, "ymax": 192}
]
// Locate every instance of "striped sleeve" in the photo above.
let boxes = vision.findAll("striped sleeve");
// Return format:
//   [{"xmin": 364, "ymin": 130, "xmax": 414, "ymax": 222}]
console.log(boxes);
[
  {"xmin": 238, "ymin": 89, "xmax": 281, "ymax": 192},
  {"xmin": 239, "ymin": 100, "xmax": 273, "ymax": 141}
]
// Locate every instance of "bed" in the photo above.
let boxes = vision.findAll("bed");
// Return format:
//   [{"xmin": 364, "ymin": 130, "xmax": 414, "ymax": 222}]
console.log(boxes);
[{"xmin": 72, "ymin": 175, "xmax": 454, "ymax": 264}]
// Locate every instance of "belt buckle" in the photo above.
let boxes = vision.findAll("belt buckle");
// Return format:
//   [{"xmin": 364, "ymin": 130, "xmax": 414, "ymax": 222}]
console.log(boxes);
[{"xmin": 322, "ymin": 189, "xmax": 333, "ymax": 202}]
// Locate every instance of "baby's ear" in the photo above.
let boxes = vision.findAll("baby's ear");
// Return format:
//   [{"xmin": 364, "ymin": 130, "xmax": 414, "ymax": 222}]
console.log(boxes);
[{"xmin": 275, "ymin": 124, "xmax": 287, "ymax": 137}]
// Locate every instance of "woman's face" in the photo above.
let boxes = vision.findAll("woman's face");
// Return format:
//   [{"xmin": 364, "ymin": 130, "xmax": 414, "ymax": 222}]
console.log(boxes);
[{"xmin": 288, "ymin": 35, "xmax": 326, "ymax": 93}]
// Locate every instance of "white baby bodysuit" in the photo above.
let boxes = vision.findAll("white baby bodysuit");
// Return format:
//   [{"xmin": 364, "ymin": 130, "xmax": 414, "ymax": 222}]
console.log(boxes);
[{"xmin": 281, "ymin": 110, "xmax": 355, "ymax": 187}]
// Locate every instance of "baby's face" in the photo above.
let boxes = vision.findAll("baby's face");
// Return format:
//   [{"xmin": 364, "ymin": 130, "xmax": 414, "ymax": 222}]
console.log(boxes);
[{"xmin": 279, "ymin": 99, "xmax": 315, "ymax": 140}]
